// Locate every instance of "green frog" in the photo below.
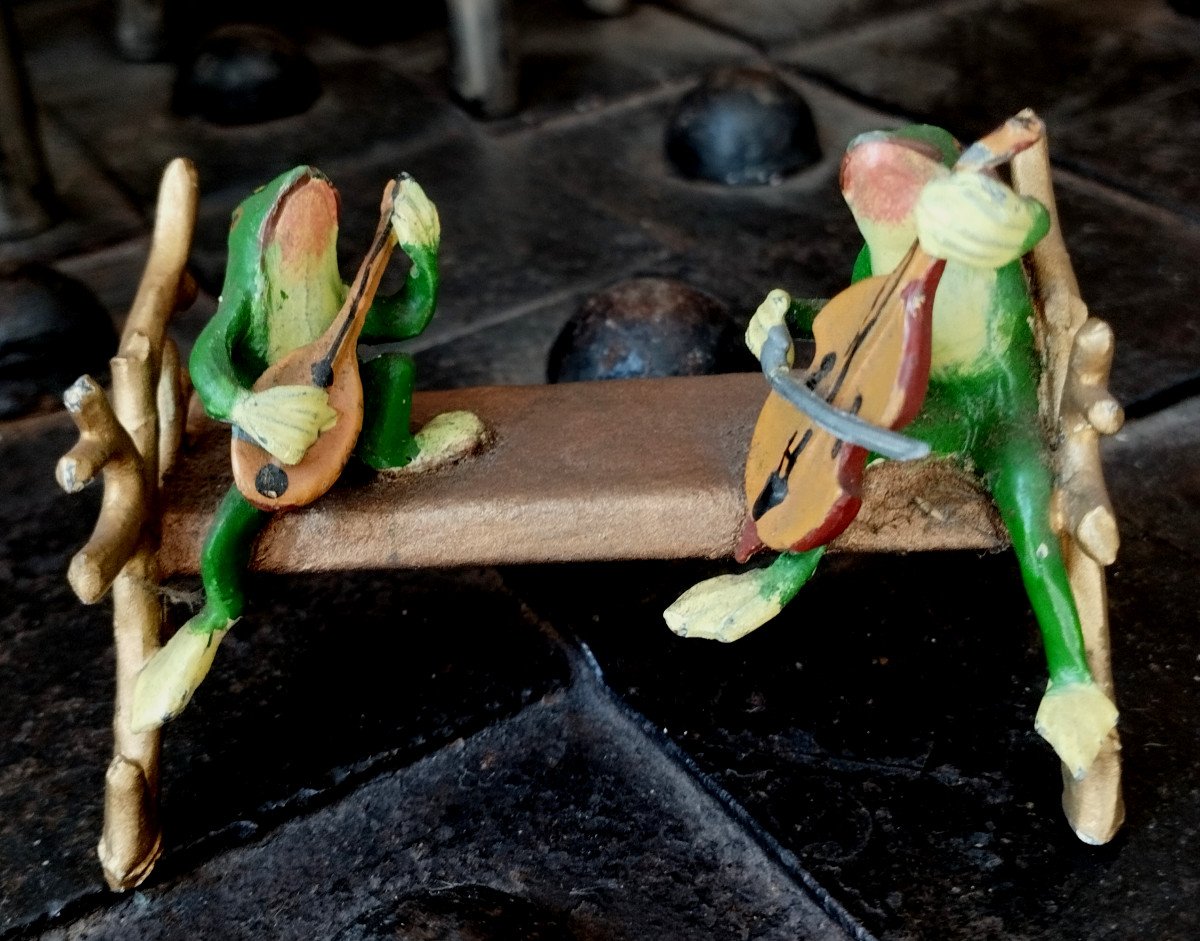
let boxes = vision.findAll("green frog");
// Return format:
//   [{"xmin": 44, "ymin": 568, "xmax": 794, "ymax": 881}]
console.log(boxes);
[
  {"xmin": 132, "ymin": 166, "xmax": 483, "ymax": 732},
  {"xmin": 665, "ymin": 124, "xmax": 1118, "ymax": 781}
]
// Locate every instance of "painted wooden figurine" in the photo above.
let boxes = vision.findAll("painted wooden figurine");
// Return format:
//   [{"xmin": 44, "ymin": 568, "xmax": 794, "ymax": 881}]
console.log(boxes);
[
  {"xmin": 130, "ymin": 167, "xmax": 484, "ymax": 732},
  {"xmin": 665, "ymin": 113, "xmax": 1119, "ymax": 782}
]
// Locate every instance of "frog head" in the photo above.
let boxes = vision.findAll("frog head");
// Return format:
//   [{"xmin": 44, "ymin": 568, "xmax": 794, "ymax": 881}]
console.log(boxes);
[
  {"xmin": 839, "ymin": 126, "xmax": 956, "ymax": 274},
  {"xmin": 220, "ymin": 166, "xmax": 347, "ymax": 368}
]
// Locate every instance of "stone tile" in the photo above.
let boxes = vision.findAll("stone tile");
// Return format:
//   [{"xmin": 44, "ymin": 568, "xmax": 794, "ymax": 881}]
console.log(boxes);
[
  {"xmin": 1103, "ymin": 396, "xmax": 1200, "ymax": 558},
  {"xmin": 0, "ymin": 116, "xmax": 143, "ymax": 267},
  {"xmin": 53, "ymin": 238, "xmax": 150, "ymax": 326},
  {"xmin": 1053, "ymin": 175, "xmax": 1200, "ymax": 409},
  {"xmin": 20, "ymin": 4, "xmax": 465, "ymax": 211},
  {"xmin": 43, "ymin": 685, "xmax": 857, "ymax": 941},
  {"xmin": 1054, "ymin": 77, "xmax": 1200, "ymax": 220},
  {"xmin": 504, "ymin": 526, "xmax": 1200, "ymax": 939},
  {"xmin": 409, "ymin": 262, "xmax": 758, "ymax": 393},
  {"xmin": 0, "ymin": 417, "xmax": 111, "ymax": 934},
  {"xmin": 0, "ymin": 415, "xmax": 569, "ymax": 933},
  {"xmin": 377, "ymin": 0, "xmax": 755, "ymax": 129},
  {"xmin": 412, "ymin": 295, "xmax": 578, "ymax": 390},
  {"xmin": 522, "ymin": 79, "xmax": 902, "ymax": 317},
  {"xmin": 658, "ymin": 0, "xmax": 939, "ymax": 48},
  {"xmin": 784, "ymin": 0, "xmax": 1200, "ymax": 143},
  {"xmin": 53, "ymin": 238, "xmax": 221, "ymax": 361},
  {"xmin": 186, "ymin": 131, "xmax": 667, "ymax": 345}
]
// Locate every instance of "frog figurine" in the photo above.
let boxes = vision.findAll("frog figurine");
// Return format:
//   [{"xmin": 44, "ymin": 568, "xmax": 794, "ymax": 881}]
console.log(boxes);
[
  {"xmin": 131, "ymin": 167, "xmax": 484, "ymax": 732},
  {"xmin": 665, "ymin": 123, "xmax": 1119, "ymax": 782}
]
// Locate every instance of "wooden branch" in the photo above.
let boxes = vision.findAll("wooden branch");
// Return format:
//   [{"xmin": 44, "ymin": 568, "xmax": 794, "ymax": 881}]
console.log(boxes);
[
  {"xmin": 122, "ymin": 158, "xmax": 198, "ymax": 362},
  {"xmin": 56, "ymin": 157, "xmax": 198, "ymax": 890},
  {"xmin": 1014, "ymin": 125, "xmax": 1124, "ymax": 844},
  {"xmin": 1060, "ymin": 318, "xmax": 1122, "ymax": 565},
  {"xmin": 157, "ymin": 337, "xmax": 186, "ymax": 485},
  {"xmin": 58, "ymin": 376, "xmax": 148, "ymax": 605}
]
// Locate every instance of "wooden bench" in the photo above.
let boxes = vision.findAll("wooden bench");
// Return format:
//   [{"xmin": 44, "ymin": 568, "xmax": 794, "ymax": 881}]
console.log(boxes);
[{"xmin": 58, "ymin": 139, "xmax": 1124, "ymax": 891}]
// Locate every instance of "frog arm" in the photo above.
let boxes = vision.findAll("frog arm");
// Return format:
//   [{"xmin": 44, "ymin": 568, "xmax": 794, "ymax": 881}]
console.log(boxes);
[
  {"xmin": 188, "ymin": 288, "xmax": 337, "ymax": 465},
  {"xmin": 360, "ymin": 242, "xmax": 439, "ymax": 342},
  {"xmin": 362, "ymin": 175, "xmax": 441, "ymax": 343},
  {"xmin": 850, "ymin": 244, "xmax": 873, "ymax": 284},
  {"xmin": 189, "ymin": 287, "xmax": 255, "ymax": 423}
]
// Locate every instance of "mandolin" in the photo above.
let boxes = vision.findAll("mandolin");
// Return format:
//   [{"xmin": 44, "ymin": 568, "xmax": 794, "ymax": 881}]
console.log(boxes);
[
  {"xmin": 739, "ymin": 112, "xmax": 1046, "ymax": 560},
  {"xmin": 231, "ymin": 176, "xmax": 403, "ymax": 511}
]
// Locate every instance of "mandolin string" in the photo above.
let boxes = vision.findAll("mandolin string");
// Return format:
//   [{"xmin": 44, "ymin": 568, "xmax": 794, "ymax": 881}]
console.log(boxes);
[{"xmin": 313, "ymin": 185, "xmax": 399, "ymax": 379}]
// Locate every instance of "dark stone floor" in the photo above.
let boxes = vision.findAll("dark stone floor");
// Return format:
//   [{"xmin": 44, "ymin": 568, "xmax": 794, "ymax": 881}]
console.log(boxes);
[{"xmin": 2, "ymin": 1, "xmax": 1198, "ymax": 938}]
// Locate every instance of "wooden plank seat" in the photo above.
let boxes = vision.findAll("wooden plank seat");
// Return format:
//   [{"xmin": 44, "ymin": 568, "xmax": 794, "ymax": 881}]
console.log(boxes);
[{"xmin": 160, "ymin": 374, "xmax": 1007, "ymax": 578}]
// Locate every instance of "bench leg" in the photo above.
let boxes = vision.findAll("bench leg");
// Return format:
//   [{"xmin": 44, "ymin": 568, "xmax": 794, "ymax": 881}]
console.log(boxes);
[
  {"xmin": 1060, "ymin": 544, "xmax": 1124, "ymax": 844},
  {"xmin": 99, "ymin": 547, "xmax": 164, "ymax": 890}
]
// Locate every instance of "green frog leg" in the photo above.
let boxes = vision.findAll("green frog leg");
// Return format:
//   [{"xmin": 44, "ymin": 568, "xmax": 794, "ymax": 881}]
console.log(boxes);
[
  {"xmin": 666, "ymin": 547, "xmax": 826, "ymax": 642},
  {"xmin": 665, "ymin": 290, "xmax": 823, "ymax": 641},
  {"xmin": 976, "ymin": 406, "xmax": 1116, "ymax": 778},
  {"xmin": 131, "ymin": 487, "xmax": 266, "ymax": 732}
]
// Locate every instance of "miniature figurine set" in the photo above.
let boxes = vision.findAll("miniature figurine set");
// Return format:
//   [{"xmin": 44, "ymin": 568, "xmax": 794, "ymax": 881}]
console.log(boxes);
[{"xmin": 59, "ymin": 110, "xmax": 1124, "ymax": 891}]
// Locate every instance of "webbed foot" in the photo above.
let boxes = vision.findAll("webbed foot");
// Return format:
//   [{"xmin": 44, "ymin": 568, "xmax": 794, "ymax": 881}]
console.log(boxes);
[
  {"xmin": 1034, "ymin": 681, "xmax": 1118, "ymax": 779},
  {"xmin": 665, "ymin": 569, "xmax": 785, "ymax": 642},
  {"xmin": 131, "ymin": 625, "xmax": 230, "ymax": 733},
  {"xmin": 379, "ymin": 410, "xmax": 488, "ymax": 476}
]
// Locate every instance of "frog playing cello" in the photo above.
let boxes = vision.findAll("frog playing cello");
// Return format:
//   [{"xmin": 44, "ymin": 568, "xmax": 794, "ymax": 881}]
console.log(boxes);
[{"xmin": 666, "ymin": 112, "xmax": 1119, "ymax": 784}]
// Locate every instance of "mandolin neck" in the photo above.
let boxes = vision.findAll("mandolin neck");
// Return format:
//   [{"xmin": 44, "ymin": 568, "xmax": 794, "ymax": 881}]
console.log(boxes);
[{"xmin": 309, "ymin": 183, "xmax": 399, "ymax": 388}]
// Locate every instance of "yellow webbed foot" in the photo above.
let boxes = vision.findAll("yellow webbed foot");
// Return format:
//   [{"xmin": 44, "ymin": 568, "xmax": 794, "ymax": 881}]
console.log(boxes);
[
  {"xmin": 664, "ymin": 569, "xmax": 784, "ymax": 643},
  {"xmin": 1035, "ymin": 681, "xmax": 1119, "ymax": 780},
  {"xmin": 131, "ymin": 626, "xmax": 229, "ymax": 733},
  {"xmin": 381, "ymin": 410, "xmax": 489, "ymax": 476}
]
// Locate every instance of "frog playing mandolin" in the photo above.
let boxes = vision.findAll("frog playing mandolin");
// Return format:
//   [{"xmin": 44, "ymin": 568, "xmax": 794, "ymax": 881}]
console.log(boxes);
[
  {"xmin": 131, "ymin": 168, "xmax": 486, "ymax": 732},
  {"xmin": 665, "ymin": 112, "xmax": 1119, "ymax": 783}
]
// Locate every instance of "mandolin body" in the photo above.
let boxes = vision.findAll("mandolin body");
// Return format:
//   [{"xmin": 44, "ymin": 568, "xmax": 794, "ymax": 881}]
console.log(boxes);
[{"xmin": 231, "ymin": 341, "xmax": 364, "ymax": 511}]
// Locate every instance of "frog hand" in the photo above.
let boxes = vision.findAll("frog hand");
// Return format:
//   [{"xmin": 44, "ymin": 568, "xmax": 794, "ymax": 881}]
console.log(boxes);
[
  {"xmin": 914, "ymin": 172, "xmax": 1049, "ymax": 270},
  {"xmin": 745, "ymin": 288, "xmax": 794, "ymax": 365},
  {"xmin": 391, "ymin": 174, "xmax": 441, "ymax": 253},
  {"xmin": 230, "ymin": 385, "xmax": 338, "ymax": 465}
]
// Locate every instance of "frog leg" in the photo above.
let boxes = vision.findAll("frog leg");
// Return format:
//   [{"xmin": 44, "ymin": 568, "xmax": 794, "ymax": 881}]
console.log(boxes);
[
  {"xmin": 983, "ymin": 431, "xmax": 1117, "ymax": 778},
  {"xmin": 666, "ymin": 547, "xmax": 826, "ymax": 642},
  {"xmin": 130, "ymin": 487, "xmax": 267, "ymax": 732},
  {"xmin": 357, "ymin": 351, "xmax": 421, "ymax": 470},
  {"xmin": 357, "ymin": 351, "xmax": 487, "ymax": 473}
]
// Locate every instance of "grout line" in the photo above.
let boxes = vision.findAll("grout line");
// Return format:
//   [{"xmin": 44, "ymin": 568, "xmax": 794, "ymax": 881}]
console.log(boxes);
[
  {"xmin": 560, "ymin": 634, "xmax": 882, "ymax": 941},
  {"xmin": 1049, "ymin": 158, "xmax": 1200, "ymax": 229},
  {"xmin": 485, "ymin": 75, "xmax": 711, "ymax": 140},
  {"xmin": 770, "ymin": 0, "xmax": 994, "ymax": 61},
  {"xmin": 42, "ymin": 106, "xmax": 152, "ymax": 225},
  {"xmin": 399, "ymin": 248, "xmax": 673, "ymax": 355},
  {"xmin": 641, "ymin": 0, "xmax": 770, "ymax": 53},
  {"xmin": 779, "ymin": 65, "xmax": 1200, "ymax": 232},
  {"xmin": 1120, "ymin": 376, "xmax": 1200, "ymax": 422}
]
